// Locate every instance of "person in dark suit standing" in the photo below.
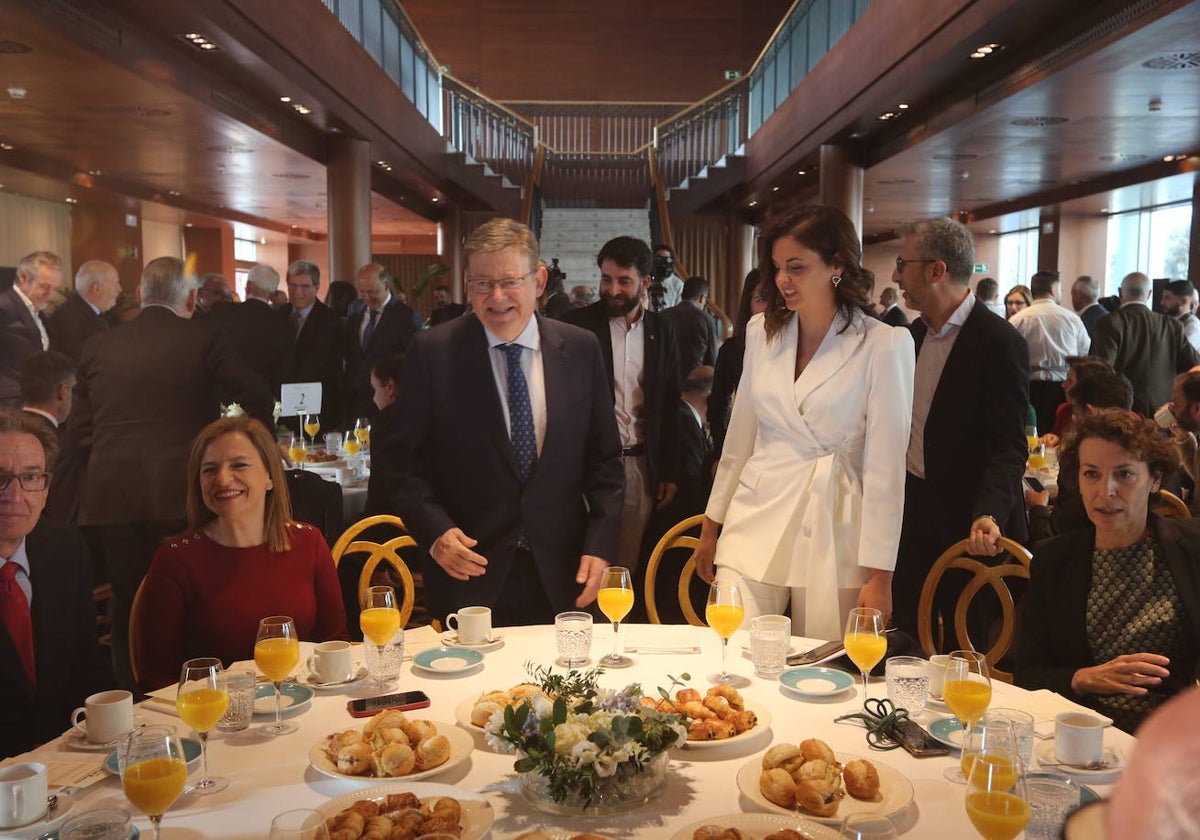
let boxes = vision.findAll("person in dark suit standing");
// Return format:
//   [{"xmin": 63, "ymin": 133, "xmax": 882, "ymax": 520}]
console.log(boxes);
[
  {"xmin": 1090, "ymin": 272, "xmax": 1200, "ymax": 416},
  {"xmin": 429, "ymin": 284, "xmax": 468, "ymax": 326},
  {"xmin": 890, "ymin": 218, "xmax": 1031, "ymax": 648},
  {"xmin": 879, "ymin": 286, "xmax": 910, "ymax": 326},
  {"xmin": 0, "ymin": 410, "xmax": 111, "ymax": 759},
  {"xmin": 388, "ymin": 218, "xmax": 624, "ymax": 626},
  {"xmin": 19, "ymin": 351, "xmax": 78, "ymax": 525},
  {"xmin": 661, "ymin": 276, "xmax": 719, "ymax": 382},
  {"xmin": 281, "ymin": 260, "xmax": 343, "ymax": 430},
  {"xmin": 46, "ymin": 259, "xmax": 120, "ymax": 364},
  {"xmin": 207, "ymin": 264, "xmax": 294, "ymax": 395},
  {"xmin": 68, "ymin": 256, "xmax": 272, "ymax": 690},
  {"xmin": 563, "ymin": 237, "xmax": 681, "ymax": 575},
  {"xmin": 343, "ymin": 264, "xmax": 417, "ymax": 422},
  {"xmin": 1071, "ymin": 275, "xmax": 1107, "ymax": 339},
  {"xmin": 0, "ymin": 251, "xmax": 61, "ymax": 409}
]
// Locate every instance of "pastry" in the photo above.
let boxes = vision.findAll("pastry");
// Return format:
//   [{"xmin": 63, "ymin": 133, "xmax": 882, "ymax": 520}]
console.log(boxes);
[
  {"xmin": 842, "ymin": 758, "xmax": 881, "ymax": 799},
  {"xmin": 760, "ymin": 767, "xmax": 797, "ymax": 808},
  {"xmin": 794, "ymin": 777, "xmax": 844, "ymax": 817}
]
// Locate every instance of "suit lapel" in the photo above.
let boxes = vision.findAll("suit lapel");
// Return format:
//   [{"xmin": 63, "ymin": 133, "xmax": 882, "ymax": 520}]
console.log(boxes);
[
  {"xmin": 643, "ymin": 312, "xmax": 660, "ymax": 409},
  {"xmin": 586, "ymin": 304, "xmax": 616, "ymax": 399},
  {"xmin": 794, "ymin": 313, "xmax": 863, "ymax": 407},
  {"xmin": 538, "ymin": 316, "xmax": 569, "ymax": 474},
  {"xmin": 460, "ymin": 318, "xmax": 520, "ymax": 478}
]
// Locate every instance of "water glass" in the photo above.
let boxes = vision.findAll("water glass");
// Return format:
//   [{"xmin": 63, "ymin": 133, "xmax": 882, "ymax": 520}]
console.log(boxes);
[
  {"xmin": 885, "ymin": 656, "xmax": 930, "ymax": 715},
  {"xmin": 1025, "ymin": 773, "xmax": 1080, "ymax": 840},
  {"xmin": 990, "ymin": 707, "xmax": 1035, "ymax": 768},
  {"xmin": 841, "ymin": 813, "xmax": 898, "ymax": 839},
  {"xmin": 60, "ymin": 808, "xmax": 132, "ymax": 840},
  {"xmin": 216, "ymin": 669, "xmax": 257, "ymax": 732},
  {"xmin": 555, "ymin": 611, "xmax": 593, "ymax": 667},
  {"xmin": 323, "ymin": 432, "xmax": 343, "ymax": 456},
  {"xmin": 269, "ymin": 808, "xmax": 330, "ymax": 840},
  {"xmin": 363, "ymin": 628, "xmax": 404, "ymax": 683},
  {"xmin": 749, "ymin": 614, "xmax": 790, "ymax": 678}
]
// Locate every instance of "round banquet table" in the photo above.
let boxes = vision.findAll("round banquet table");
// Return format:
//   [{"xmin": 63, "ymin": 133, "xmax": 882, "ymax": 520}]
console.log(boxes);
[{"xmin": 30, "ymin": 624, "xmax": 1135, "ymax": 838}]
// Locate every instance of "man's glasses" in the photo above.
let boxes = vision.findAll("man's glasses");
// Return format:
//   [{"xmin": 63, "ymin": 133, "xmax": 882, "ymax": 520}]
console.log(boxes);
[
  {"xmin": 0, "ymin": 471, "xmax": 51, "ymax": 493},
  {"xmin": 465, "ymin": 269, "xmax": 536, "ymax": 296},
  {"xmin": 895, "ymin": 257, "xmax": 937, "ymax": 273}
]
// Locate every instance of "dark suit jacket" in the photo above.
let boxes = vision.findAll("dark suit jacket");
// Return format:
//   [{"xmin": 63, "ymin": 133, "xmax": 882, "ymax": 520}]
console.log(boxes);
[
  {"xmin": 343, "ymin": 297, "xmax": 417, "ymax": 420},
  {"xmin": 1077, "ymin": 303, "xmax": 1106, "ymax": 339},
  {"xmin": 1013, "ymin": 515, "xmax": 1200, "ymax": 705},
  {"xmin": 562, "ymin": 301, "xmax": 681, "ymax": 490},
  {"xmin": 707, "ymin": 334, "xmax": 745, "ymax": 460},
  {"xmin": 661, "ymin": 301, "xmax": 718, "ymax": 380},
  {"xmin": 1089, "ymin": 303, "xmax": 1200, "ymax": 416},
  {"xmin": 882, "ymin": 305, "xmax": 911, "ymax": 327},
  {"xmin": 207, "ymin": 298, "xmax": 294, "ymax": 395},
  {"xmin": 429, "ymin": 302, "xmax": 468, "ymax": 326},
  {"xmin": 68, "ymin": 306, "xmax": 272, "ymax": 525},
  {"xmin": 0, "ymin": 522, "xmax": 112, "ymax": 759},
  {"xmin": 282, "ymin": 300, "xmax": 343, "ymax": 427},
  {"xmin": 46, "ymin": 293, "xmax": 112, "ymax": 364},
  {"xmin": 0, "ymin": 286, "xmax": 44, "ymax": 408},
  {"xmin": 388, "ymin": 314, "xmax": 624, "ymax": 615},
  {"xmin": 673, "ymin": 401, "xmax": 713, "ymax": 515}
]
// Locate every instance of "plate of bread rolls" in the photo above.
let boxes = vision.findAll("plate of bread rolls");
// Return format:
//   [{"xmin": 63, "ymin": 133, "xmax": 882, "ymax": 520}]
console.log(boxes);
[{"xmin": 671, "ymin": 814, "xmax": 841, "ymax": 840}]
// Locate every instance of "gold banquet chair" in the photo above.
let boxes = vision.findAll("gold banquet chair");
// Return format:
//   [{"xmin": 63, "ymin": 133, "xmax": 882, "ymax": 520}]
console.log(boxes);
[
  {"xmin": 1154, "ymin": 489, "xmax": 1190, "ymax": 518},
  {"xmin": 331, "ymin": 515, "xmax": 418, "ymax": 629},
  {"xmin": 916, "ymin": 536, "xmax": 1032, "ymax": 684},
  {"xmin": 643, "ymin": 514, "xmax": 706, "ymax": 626}
]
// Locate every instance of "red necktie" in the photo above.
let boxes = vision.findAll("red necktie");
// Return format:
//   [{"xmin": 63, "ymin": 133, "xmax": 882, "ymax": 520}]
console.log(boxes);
[{"xmin": 0, "ymin": 562, "xmax": 35, "ymax": 685}]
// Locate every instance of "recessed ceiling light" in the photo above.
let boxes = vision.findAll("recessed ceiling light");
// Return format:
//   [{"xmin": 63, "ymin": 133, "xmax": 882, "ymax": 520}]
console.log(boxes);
[
  {"xmin": 772, "ymin": 186, "xmax": 780, "ymax": 192},
  {"xmin": 179, "ymin": 33, "xmax": 220, "ymax": 52},
  {"xmin": 797, "ymin": 169, "xmax": 806, "ymax": 175},
  {"xmin": 898, "ymin": 103, "xmax": 909, "ymax": 110},
  {"xmin": 748, "ymin": 200, "xmax": 758, "ymax": 207},
  {"xmin": 87, "ymin": 169, "xmax": 101, "ymax": 176},
  {"xmin": 184, "ymin": 222, "xmax": 194, "ymax": 228},
  {"xmin": 1100, "ymin": 207, "xmax": 1109, "ymax": 213},
  {"xmin": 0, "ymin": 142, "xmax": 12, "ymax": 151},
  {"xmin": 279, "ymin": 96, "xmax": 292, "ymax": 103},
  {"xmin": 168, "ymin": 189, "xmax": 181, "ymax": 196},
  {"xmin": 431, "ymin": 197, "xmax": 439, "ymax": 202},
  {"xmin": 65, "ymin": 197, "xmax": 77, "ymax": 204}
]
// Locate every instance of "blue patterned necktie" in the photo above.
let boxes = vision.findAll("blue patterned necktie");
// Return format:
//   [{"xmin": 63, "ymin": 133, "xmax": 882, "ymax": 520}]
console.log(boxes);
[
  {"xmin": 362, "ymin": 308, "xmax": 379, "ymax": 347},
  {"xmin": 502, "ymin": 343, "xmax": 537, "ymax": 481}
]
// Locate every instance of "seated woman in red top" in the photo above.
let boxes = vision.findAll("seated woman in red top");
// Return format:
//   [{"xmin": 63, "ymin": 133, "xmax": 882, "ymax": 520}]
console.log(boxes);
[{"xmin": 134, "ymin": 416, "xmax": 349, "ymax": 690}]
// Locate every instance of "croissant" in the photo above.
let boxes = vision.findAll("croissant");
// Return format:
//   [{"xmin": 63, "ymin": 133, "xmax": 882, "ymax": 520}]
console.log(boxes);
[
  {"xmin": 707, "ymin": 683, "xmax": 744, "ymax": 710},
  {"xmin": 702, "ymin": 695, "xmax": 734, "ymax": 719},
  {"xmin": 680, "ymin": 700, "xmax": 716, "ymax": 720},
  {"xmin": 676, "ymin": 688, "xmax": 702, "ymax": 704},
  {"xmin": 728, "ymin": 709, "xmax": 758, "ymax": 734},
  {"xmin": 360, "ymin": 814, "xmax": 393, "ymax": 839},
  {"xmin": 470, "ymin": 700, "xmax": 504, "ymax": 727}
]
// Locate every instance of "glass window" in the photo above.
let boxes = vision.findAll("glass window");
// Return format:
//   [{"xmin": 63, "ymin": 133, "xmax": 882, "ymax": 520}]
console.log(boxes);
[
  {"xmin": 998, "ymin": 228, "xmax": 1038, "ymax": 288},
  {"xmin": 233, "ymin": 238, "xmax": 257, "ymax": 263},
  {"xmin": 1106, "ymin": 200, "xmax": 1191, "ymax": 287}
]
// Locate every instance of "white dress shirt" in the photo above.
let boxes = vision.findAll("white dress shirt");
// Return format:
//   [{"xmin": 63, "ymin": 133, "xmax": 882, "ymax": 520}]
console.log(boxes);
[
  {"xmin": 12, "ymin": 285, "xmax": 49, "ymax": 350},
  {"xmin": 1178, "ymin": 312, "xmax": 1200, "ymax": 354},
  {"xmin": 1009, "ymin": 298, "xmax": 1091, "ymax": 380},
  {"xmin": 485, "ymin": 317, "xmax": 547, "ymax": 455},
  {"xmin": 358, "ymin": 292, "xmax": 391, "ymax": 346},
  {"xmin": 907, "ymin": 290, "xmax": 976, "ymax": 478},
  {"xmin": 607, "ymin": 310, "xmax": 646, "ymax": 447}
]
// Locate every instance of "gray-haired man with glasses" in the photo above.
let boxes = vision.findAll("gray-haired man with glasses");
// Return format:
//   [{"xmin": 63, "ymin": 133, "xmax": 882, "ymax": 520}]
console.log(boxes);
[{"xmin": 386, "ymin": 218, "xmax": 624, "ymax": 627}]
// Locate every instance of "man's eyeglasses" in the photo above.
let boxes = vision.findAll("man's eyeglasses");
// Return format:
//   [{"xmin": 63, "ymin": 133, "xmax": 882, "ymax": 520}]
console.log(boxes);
[
  {"xmin": 0, "ymin": 471, "xmax": 51, "ymax": 493},
  {"xmin": 465, "ymin": 269, "xmax": 536, "ymax": 296},
  {"xmin": 895, "ymin": 257, "xmax": 937, "ymax": 273}
]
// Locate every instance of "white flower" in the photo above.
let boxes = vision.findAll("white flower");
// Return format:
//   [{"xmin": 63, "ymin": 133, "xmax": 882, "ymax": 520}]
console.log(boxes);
[
  {"xmin": 483, "ymin": 712, "xmax": 516, "ymax": 754},
  {"xmin": 530, "ymin": 692, "xmax": 554, "ymax": 719},
  {"xmin": 220, "ymin": 402, "xmax": 245, "ymax": 418},
  {"xmin": 594, "ymin": 753, "xmax": 620, "ymax": 778},
  {"xmin": 553, "ymin": 721, "xmax": 591, "ymax": 757}
]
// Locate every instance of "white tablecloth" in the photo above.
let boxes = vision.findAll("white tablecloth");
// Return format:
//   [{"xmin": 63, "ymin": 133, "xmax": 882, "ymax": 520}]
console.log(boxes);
[{"xmin": 26, "ymin": 624, "xmax": 1134, "ymax": 838}]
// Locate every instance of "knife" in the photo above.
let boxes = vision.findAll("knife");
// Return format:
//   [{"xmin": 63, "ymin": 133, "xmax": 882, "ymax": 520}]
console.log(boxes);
[{"xmin": 786, "ymin": 628, "xmax": 898, "ymax": 667}]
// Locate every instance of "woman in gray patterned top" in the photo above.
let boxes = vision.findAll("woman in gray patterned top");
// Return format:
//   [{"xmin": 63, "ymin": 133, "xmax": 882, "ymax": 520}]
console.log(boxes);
[{"xmin": 1014, "ymin": 408, "xmax": 1200, "ymax": 733}]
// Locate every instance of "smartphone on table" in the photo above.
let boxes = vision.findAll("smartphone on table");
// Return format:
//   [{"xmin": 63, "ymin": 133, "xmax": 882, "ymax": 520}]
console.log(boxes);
[{"xmin": 347, "ymin": 690, "xmax": 431, "ymax": 718}]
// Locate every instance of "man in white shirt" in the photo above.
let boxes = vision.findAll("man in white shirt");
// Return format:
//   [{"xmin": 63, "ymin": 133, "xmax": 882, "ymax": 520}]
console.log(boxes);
[
  {"xmin": 0, "ymin": 251, "xmax": 61, "ymax": 408},
  {"xmin": 652, "ymin": 244, "xmax": 685, "ymax": 310},
  {"xmin": 1159, "ymin": 280, "xmax": 1200, "ymax": 354},
  {"xmin": 1009, "ymin": 271, "xmax": 1091, "ymax": 433}
]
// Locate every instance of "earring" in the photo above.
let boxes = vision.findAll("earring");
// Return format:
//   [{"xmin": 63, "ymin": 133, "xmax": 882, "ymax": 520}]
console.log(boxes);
[{"xmin": 831, "ymin": 275, "xmax": 842, "ymax": 286}]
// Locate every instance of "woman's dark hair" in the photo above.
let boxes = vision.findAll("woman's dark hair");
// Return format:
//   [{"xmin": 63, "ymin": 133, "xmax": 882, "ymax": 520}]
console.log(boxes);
[
  {"xmin": 326, "ymin": 280, "xmax": 358, "ymax": 318},
  {"xmin": 733, "ymin": 269, "xmax": 761, "ymax": 336},
  {"xmin": 1059, "ymin": 408, "xmax": 1179, "ymax": 493},
  {"xmin": 371, "ymin": 352, "xmax": 405, "ymax": 385},
  {"xmin": 758, "ymin": 204, "xmax": 873, "ymax": 341}
]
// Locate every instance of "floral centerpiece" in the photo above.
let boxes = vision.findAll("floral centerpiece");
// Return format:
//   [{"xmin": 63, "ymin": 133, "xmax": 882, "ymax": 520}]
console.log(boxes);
[{"xmin": 484, "ymin": 664, "xmax": 687, "ymax": 815}]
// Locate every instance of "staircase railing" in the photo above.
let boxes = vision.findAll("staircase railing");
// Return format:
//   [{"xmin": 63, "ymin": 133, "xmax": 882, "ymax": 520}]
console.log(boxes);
[
  {"xmin": 506, "ymin": 102, "xmax": 686, "ymax": 155},
  {"xmin": 443, "ymin": 76, "xmax": 537, "ymax": 188}
]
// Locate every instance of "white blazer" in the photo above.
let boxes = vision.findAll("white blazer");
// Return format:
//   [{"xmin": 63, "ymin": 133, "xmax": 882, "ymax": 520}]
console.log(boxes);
[{"xmin": 706, "ymin": 310, "xmax": 915, "ymax": 639}]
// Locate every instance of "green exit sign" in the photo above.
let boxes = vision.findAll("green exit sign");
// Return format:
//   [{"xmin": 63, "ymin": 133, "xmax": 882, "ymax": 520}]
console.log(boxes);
[{"xmin": 974, "ymin": 263, "xmax": 989, "ymax": 273}]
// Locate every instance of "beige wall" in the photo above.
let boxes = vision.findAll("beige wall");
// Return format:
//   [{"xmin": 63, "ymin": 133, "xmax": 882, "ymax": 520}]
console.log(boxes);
[
  {"xmin": 1057, "ymin": 215, "xmax": 1110, "ymax": 300},
  {"xmin": 141, "ymin": 219, "xmax": 184, "ymax": 263},
  {"xmin": 0, "ymin": 193, "xmax": 72, "ymax": 279}
]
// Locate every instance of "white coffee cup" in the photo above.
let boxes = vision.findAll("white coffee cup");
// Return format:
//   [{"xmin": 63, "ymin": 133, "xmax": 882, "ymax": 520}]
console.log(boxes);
[
  {"xmin": 927, "ymin": 654, "xmax": 951, "ymax": 700},
  {"xmin": 0, "ymin": 762, "xmax": 48, "ymax": 829},
  {"xmin": 71, "ymin": 689, "xmax": 134, "ymax": 744},
  {"xmin": 306, "ymin": 640, "xmax": 354, "ymax": 683},
  {"xmin": 1055, "ymin": 712, "xmax": 1105, "ymax": 766},
  {"xmin": 445, "ymin": 606, "xmax": 492, "ymax": 645},
  {"xmin": 1154, "ymin": 403, "xmax": 1178, "ymax": 430}
]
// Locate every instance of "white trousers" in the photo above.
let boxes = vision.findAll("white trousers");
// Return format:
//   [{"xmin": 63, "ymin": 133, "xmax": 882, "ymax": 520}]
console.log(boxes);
[{"xmin": 715, "ymin": 566, "xmax": 861, "ymax": 640}]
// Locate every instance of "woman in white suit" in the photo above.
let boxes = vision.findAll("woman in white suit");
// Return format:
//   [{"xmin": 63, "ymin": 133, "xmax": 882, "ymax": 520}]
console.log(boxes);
[{"xmin": 694, "ymin": 206, "xmax": 915, "ymax": 640}]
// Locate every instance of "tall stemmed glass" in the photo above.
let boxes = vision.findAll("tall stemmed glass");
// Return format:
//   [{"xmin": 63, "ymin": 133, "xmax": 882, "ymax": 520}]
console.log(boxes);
[
  {"xmin": 303, "ymin": 413, "xmax": 321, "ymax": 446},
  {"xmin": 843, "ymin": 607, "xmax": 887, "ymax": 698},
  {"xmin": 176, "ymin": 657, "xmax": 229, "ymax": 794},
  {"xmin": 706, "ymin": 580, "xmax": 746, "ymax": 685},
  {"xmin": 255, "ymin": 616, "xmax": 300, "ymax": 736},
  {"xmin": 361, "ymin": 585, "xmax": 400, "ymax": 685},
  {"xmin": 964, "ymin": 738, "xmax": 1030, "ymax": 840},
  {"xmin": 841, "ymin": 814, "xmax": 899, "ymax": 839},
  {"xmin": 287, "ymin": 435, "xmax": 308, "ymax": 472},
  {"xmin": 944, "ymin": 650, "xmax": 993, "ymax": 728},
  {"xmin": 597, "ymin": 566, "xmax": 634, "ymax": 667},
  {"xmin": 354, "ymin": 417, "xmax": 371, "ymax": 451},
  {"xmin": 119, "ymin": 725, "xmax": 187, "ymax": 840},
  {"xmin": 951, "ymin": 715, "xmax": 1020, "ymax": 785}
]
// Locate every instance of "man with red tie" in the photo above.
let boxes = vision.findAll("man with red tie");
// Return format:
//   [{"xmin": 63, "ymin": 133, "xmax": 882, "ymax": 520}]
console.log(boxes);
[{"xmin": 0, "ymin": 409, "xmax": 110, "ymax": 759}]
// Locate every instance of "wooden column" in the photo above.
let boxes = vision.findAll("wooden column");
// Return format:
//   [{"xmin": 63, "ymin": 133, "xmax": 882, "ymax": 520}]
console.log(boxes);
[
  {"xmin": 1038, "ymin": 206, "xmax": 1062, "ymax": 274},
  {"xmin": 327, "ymin": 136, "xmax": 372, "ymax": 286},
  {"xmin": 439, "ymin": 206, "xmax": 463, "ymax": 300},
  {"xmin": 1189, "ymin": 177, "xmax": 1200, "ymax": 288},
  {"xmin": 819, "ymin": 144, "xmax": 863, "ymax": 240}
]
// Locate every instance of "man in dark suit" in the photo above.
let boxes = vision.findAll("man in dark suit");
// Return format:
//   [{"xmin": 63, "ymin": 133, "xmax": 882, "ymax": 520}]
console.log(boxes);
[
  {"xmin": 428, "ymin": 284, "xmax": 467, "ymax": 326},
  {"xmin": 0, "ymin": 251, "xmax": 61, "ymax": 409},
  {"xmin": 563, "ymin": 236, "xmax": 680, "ymax": 574},
  {"xmin": 207, "ymin": 264, "xmax": 294, "ymax": 395},
  {"xmin": 343, "ymin": 263, "xmax": 417, "ymax": 421},
  {"xmin": 879, "ymin": 286, "xmax": 911, "ymax": 327},
  {"xmin": 46, "ymin": 259, "xmax": 120, "ymax": 364},
  {"xmin": 1090, "ymin": 272, "xmax": 1200, "ymax": 416},
  {"xmin": 68, "ymin": 257, "xmax": 272, "ymax": 689},
  {"xmin": 281, "ymin": 260, "xmax": 344, "ymax": 430},
  {"xmin": 661, "ymin": 275, "xmax": 719, "ymax": 382},
  {"xmin": 0, "ymin": 410, "xmax": 111, "ymax": 759},
  {"xmin": 389, "ymin": 218, "xmax": 624, "ymax": 626},
  {"xmin": 1070, "ymin": 275, "xmax": 1107, "ymax": 339},
  {"xmin": 19, "ymin": 351, "xmax": 78, "ymax": 524},
  {"xmin": 890, "ymin": 218, "xmax": 1031, "ymax": 647}
]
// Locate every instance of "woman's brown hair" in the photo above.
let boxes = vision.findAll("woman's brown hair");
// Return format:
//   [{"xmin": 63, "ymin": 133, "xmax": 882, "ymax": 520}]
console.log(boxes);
[{"xmin": 1059, "ymin": 408, "xmax": 1180, "ymax": 501}]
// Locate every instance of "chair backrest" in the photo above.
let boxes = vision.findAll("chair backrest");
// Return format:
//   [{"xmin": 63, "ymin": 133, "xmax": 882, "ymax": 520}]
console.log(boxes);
[
  {"xmin": 643, "ymin": 514, "xmax": 705, "ymax": 626},
  {"xmin": 331, "ymin": 515, "xmax": 417, "ymax": 629},
  {"xmin": 1155, "ymin": 489, "xmax": 1190, "ymax": 518},
  {"xmin": 128, "ymin": 579, "xmax": 146, "ymax": 689},
  {"xmin": 287, "ymin": 470, "xmax": 345, "ymax": 546},
  {"xmin": 916, "ymin": 536, "xmax": 1032, "ymax": 683}
]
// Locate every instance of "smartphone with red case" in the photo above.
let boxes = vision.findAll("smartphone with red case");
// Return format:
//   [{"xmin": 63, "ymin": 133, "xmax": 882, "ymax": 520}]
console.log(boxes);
[{"xmin": 347, "ymin": 690, "xmax": 431, "ymax": 718}]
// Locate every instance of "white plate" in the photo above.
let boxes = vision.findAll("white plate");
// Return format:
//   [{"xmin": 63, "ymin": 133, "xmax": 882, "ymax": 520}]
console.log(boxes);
[
  {"xmin": 676, "ymin": 701, "xmax": 773, "ymax": 750},
  {"xmin": 253, "ymin": 682, "xmax": 314, "ymax": 715},
  {"xmin": 319, "ymin": 781, "xmax": 494, "ymax": 840},
  {"xmin": 439, "ymin": 631, "xmax": 504, "ymax": 652},
  {"xmin": 309, "ymin": 721, "xmax": 473, "ymax": 783},
  {"xmin": 305, "ymin": 665, "xmax": 368, "ymax": 689},
  {"xmin": 62, "ymin": 729, "xmax": 123, "ymax": 751},
  {"xmin": 412, "ymin": 647, "xmax": 485, "ymax": 675},
  {"xmin": 671, "ymin": 812, "xmax": 841, "ymax": 840},
  {"xmin": 1035, "ymin": 740, "xmax": 1125, "ymax": 776},
  {"xmin": 3, "ymin": 790, "xmax": 75, "ymax": 839},
  {"xmin": 736, "ymin": 752, "xmax": 915, "ymax": 824}
]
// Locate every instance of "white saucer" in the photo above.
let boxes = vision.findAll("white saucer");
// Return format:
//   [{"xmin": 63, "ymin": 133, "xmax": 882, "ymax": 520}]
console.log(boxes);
[
  {"xmin": 439, "ymin": 631, "xmax": 504, "ymax": 652},
  {"xmin": 925, "ymin": 694, "xmax": 950, "ymax": 711},
  {"xmin": 305, "ymin": 665, "xmax": 368, "ymax": 689},
  {"xmin": 62, "ymin": 729, "xmax": 122, "ymax": 751},
  {"xmin": 1035, "ymin": 741, "xmax": 1125, "ymax": 776},
  {"xmin": 4, "ymin": 790, "xmax": 75, "ymax": 838}
]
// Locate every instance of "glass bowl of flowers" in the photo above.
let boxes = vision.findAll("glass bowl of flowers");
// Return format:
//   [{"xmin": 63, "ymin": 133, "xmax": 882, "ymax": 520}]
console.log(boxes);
[{"xmin": 485, "ymin": 664, "xmax": 687, "ymax": 816}]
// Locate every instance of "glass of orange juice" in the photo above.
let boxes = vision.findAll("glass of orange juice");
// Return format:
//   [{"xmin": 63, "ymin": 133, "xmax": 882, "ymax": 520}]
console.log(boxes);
[
  {"xmin": 597, "ymin": 566, "xmax": 634, "ymax": 668},
  {"xmin": 303, "ymin": 414, "xmax": 321, "ymax": 445},
  {"xmin": 176, "ymin": 657, "xmax": 228, "ymax": 794},
  {"xmin": 954, "ymin": 716, "xmax": 1021, "ymax": 785},
  {"xmin": 965, "ymin": 738, "xmax": 1030, "ymax": 840},
  {"xmin": 288, "ymin": 435, "xmax": 308, "ymax": 472},
  {"xmin": 706, "ymin": 580, "xmax": 747, "ymax": 686},
  {"xmin": 255, "ymin": 616, "xmax": 300, "ymax": 736},
  {"xmin": 844, "ymin": 607, "xmax": 887, "ymax": 698},
  {"xmin": 361, "ymin": 586, "xmax": 401, "ymax": 685},
  {"xmin": 119, "ymin": 725, "xmax": 187, "ymax": 840},
  {"xmin": 944, "ymin": 650, "xmax": 993, "ymax": 727}
]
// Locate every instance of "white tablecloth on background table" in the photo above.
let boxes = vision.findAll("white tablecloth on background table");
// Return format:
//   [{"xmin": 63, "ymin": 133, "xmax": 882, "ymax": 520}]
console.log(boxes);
[{"xmin": 22, "ymin": 624, "xmax": 1135, "ymax": 838}]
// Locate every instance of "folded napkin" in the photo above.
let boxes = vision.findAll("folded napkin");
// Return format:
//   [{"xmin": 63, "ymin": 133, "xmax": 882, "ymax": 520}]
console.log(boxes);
[
  {"xmin": 625, "ymin": 625, "xmax": 704, "ymax": 653},
  {"xmin": 0, "ymin": 756, "xmax": 109, "ymax": 790},
  {"xmin": 1002, "ymin": 688, "xmax": 1114, "ymax": 738}
]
